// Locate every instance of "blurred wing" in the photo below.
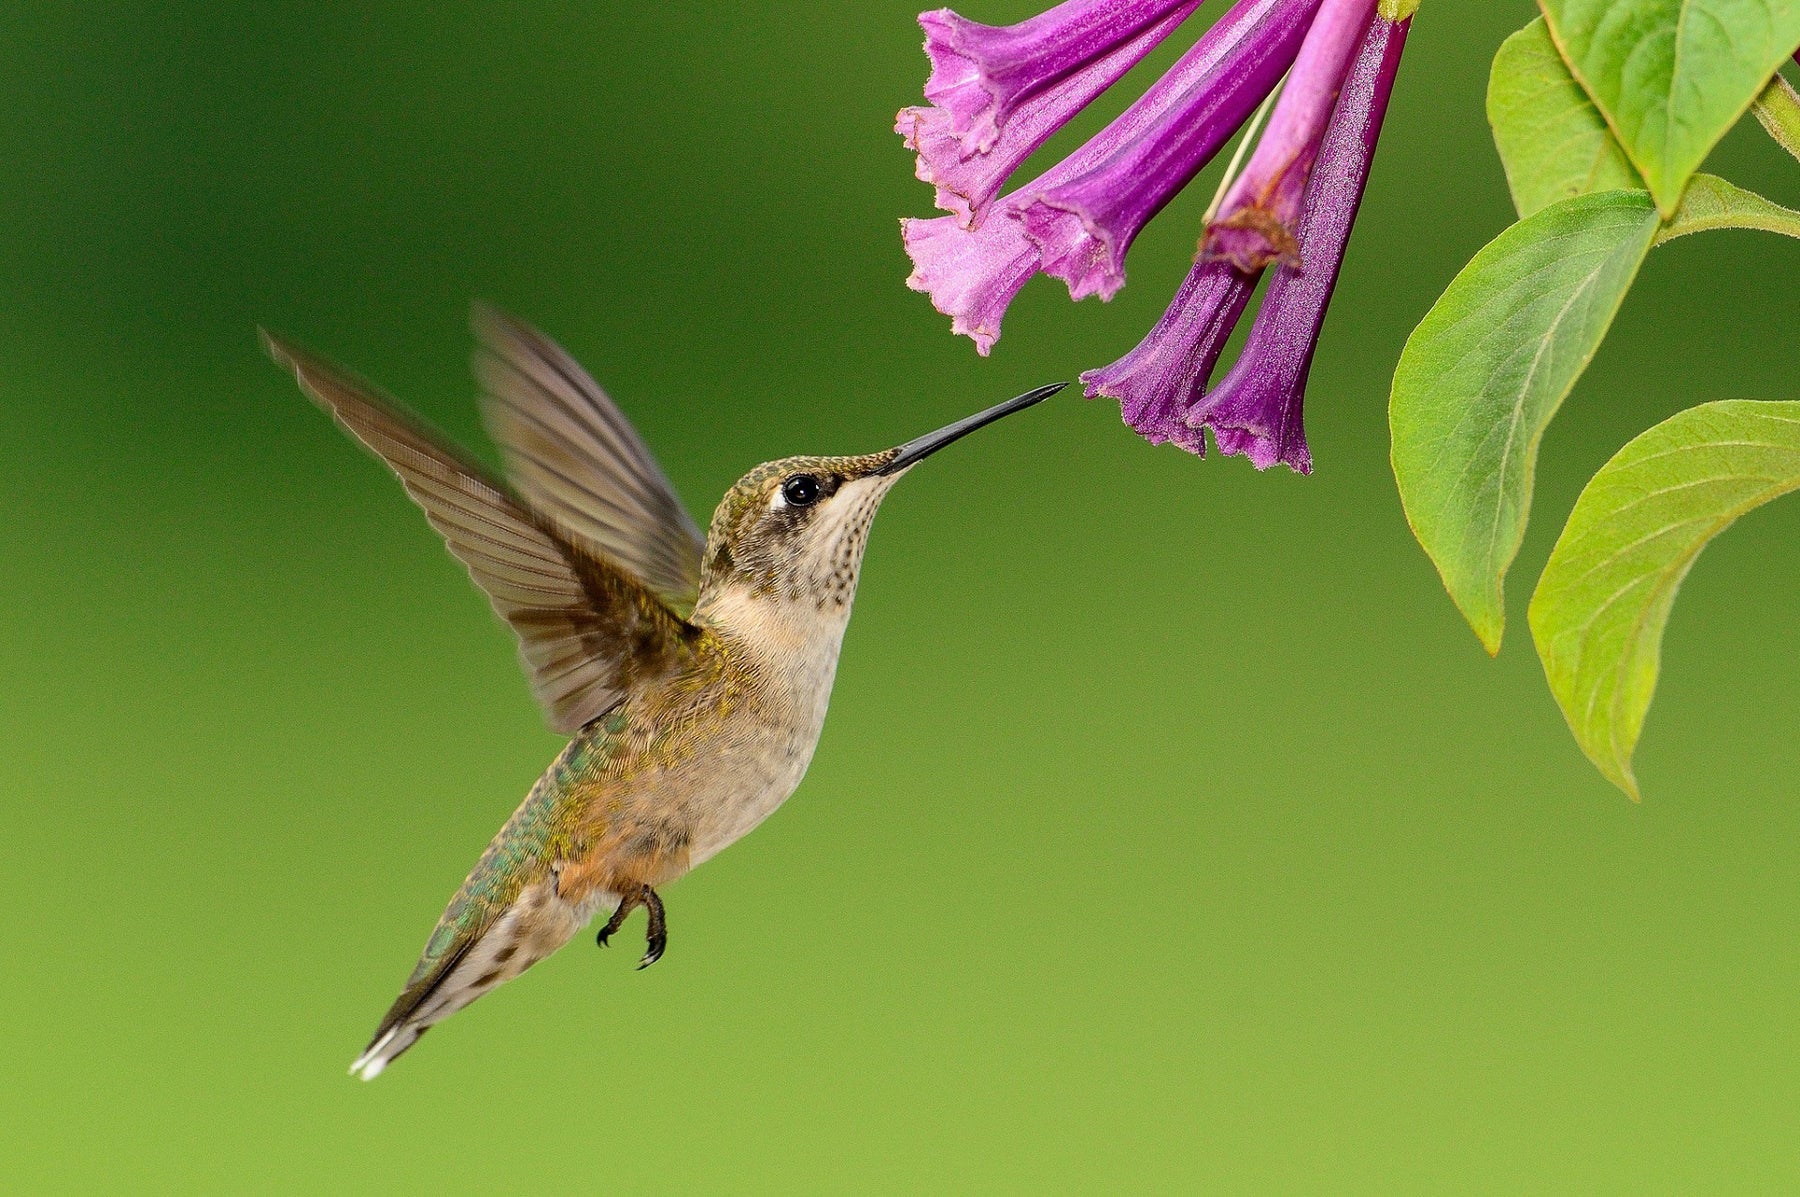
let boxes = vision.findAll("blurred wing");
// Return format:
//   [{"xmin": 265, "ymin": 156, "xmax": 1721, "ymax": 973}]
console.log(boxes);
[
  {"xmin": 264, "ymin": 331, "xmax": 692, "ymax": 734},
  {"xmin": 472, "ymin": 305, "xmax": 706, "ymax": 614}
]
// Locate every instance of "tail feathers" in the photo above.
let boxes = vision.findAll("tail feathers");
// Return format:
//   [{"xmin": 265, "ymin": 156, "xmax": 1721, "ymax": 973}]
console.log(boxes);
[
  {"xmin": 347, "ymin": 880, "xmax": 601, "ymax": 1080},
  {"xmin": 350, "ymin": 1024, "xmax": 427, "ymax": 1081},
  {"xmin": 346, "ymin": 912, "xmax": 487, "ymax": 1082},
  {"xmin": 348, "ymin": 943, "xmax": 493, "ymax": 1083}
]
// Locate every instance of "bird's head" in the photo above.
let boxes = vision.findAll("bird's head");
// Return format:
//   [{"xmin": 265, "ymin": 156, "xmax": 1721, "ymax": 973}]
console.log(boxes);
[{"xmin": 693, "ymin": 384, "xmax": 1062, "ymax": 624}]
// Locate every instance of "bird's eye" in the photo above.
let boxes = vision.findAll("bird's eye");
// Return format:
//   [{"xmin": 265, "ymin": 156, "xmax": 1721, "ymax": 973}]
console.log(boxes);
[{"xmin": 782, "ymin": 474, "xmax": 822, "ymax": 507}]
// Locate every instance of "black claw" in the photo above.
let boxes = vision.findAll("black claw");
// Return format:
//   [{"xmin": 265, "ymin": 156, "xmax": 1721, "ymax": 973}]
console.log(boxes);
[
  {"xmin": 595, "ymin": 895, "xmax": 635, "ymax": 950},
  {"xmin": 597, "ymin": 885, "xmax": 669, "ymax": 968},
  {"xmin": 637, "ymin": 886, "xmax": 668, "ymax": 971}
]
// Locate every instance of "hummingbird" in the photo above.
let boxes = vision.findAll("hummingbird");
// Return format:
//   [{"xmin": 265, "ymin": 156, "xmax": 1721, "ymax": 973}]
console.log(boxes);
[{"xmin": 261, "ymin": 306, "xmax": 1061, "ymax": 1080}]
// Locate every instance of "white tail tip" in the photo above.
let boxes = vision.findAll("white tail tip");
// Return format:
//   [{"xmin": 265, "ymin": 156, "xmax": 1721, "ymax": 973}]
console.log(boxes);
[{"xmin": 349, "ymin": 1026, "xmax": 405, "ymax": 1081}]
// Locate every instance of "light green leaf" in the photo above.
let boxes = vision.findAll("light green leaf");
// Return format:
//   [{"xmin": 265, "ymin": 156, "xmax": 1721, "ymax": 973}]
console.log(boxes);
[
  {"xmin": 1655, "ymin": 171, "xmax": 1800, "ymax": 242},
  {"xmin": 1529, "ymin": 401, "xmax": 1800, "ymax": 798},
  {"xmin": 1489, "ymin": 17, "xmax": 1644, "ymax": 217},
  {"xmin": 1391, "ymin": 191, "xmax": 1661, "ymax": 653},
  {"xmin": 1540, "ymin": 0, "xmax": 1800, "ymax": 216}
]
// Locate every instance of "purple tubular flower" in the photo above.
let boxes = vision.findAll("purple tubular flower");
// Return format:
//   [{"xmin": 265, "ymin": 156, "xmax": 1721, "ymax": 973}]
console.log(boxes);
[
  {"xmin": 898, "ymin": 1, "xmax": 1202, "ymax": 229},
  {"xmin": 900, "ymin": 216, "xmax": 1042, "ymax": 355},
  {"xmin": 904, "ymin": 0, "xmax": 1318, "ymax": 353},
  {"xmin": 1018, "ymin": 0, "xmax": 1321, "ymax": 301},
  {"xmin": 919, "ymin": 0, "xmax": 1203, "ymax": 155},
  {"xmin": 1202, "ymin": 0, "xmax": 1374, "ymax": 271},
  {"xmin": 1080, "ymin": 259, "xmax": 1260, "ymax": 450},
  {"xmin": 1187, "ymin": 11, "xmax": 1409, "ymax": 472},
  {"xmin": 901, "ymin": 206, "xmax": 1040, "ymax": 357}
]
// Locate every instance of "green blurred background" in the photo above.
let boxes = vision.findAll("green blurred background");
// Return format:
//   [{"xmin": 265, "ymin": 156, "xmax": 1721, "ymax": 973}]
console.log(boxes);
[{"xmin": 5, "ymin": 2, "xmax": 1800, "ymax": 1191}]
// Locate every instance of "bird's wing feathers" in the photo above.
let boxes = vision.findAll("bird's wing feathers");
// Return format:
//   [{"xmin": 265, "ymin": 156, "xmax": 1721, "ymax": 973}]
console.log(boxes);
[
  {"xmin": 471, "ymin": 305, "xmax": 707, "ymax": 615},
  {"xmin": 264, "ymin": 331, "xmax": 693, "ymax": 734}
]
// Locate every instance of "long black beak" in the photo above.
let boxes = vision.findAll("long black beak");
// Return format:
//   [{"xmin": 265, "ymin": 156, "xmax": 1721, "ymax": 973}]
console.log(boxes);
[{"xmin": 877, "ymin": 383, "xmax": 1066, "ymax": 476}]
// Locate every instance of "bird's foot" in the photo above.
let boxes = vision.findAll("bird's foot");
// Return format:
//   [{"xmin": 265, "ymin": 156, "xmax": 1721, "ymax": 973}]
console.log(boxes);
[
  {"xmin": 639, "ymin": 888, "xmax": 666, "ymax": 970},
  {"xmin": 595, "ymin": 884, "xmax": 668, "ymax": 970},
  {"xmin": 594, "ymin": 896, "xmax": 630, "ymax": 949}
]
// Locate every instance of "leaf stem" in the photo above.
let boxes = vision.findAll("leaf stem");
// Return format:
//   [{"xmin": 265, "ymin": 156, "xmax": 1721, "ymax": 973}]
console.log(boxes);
[
  {"xmin": 1751, "ymin": 73, "xmax": 1800, "ymax": 164},
  {"xmin": 1655, "ymin": 173, "xmax": 1800, "ymax": 245}
]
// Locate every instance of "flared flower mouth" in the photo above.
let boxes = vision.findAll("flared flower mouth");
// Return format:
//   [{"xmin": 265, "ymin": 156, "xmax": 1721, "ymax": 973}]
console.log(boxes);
[
  {"xmin": 897, "ymin": 0, "xmax": 1416, "ymax": 472},
  {"xmin": 1078, "ymin": 257, "xmax": 1257, "ymax": 452}
]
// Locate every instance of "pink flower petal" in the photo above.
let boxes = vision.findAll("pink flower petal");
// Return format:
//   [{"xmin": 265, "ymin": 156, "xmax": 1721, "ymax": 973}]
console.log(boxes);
[{"xmin": 902, "ymin": 214, "xmax": 1040, "ymax": 356}]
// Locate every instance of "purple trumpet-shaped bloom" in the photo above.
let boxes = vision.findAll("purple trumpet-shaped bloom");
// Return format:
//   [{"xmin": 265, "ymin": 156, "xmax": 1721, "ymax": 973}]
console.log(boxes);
[
  {"xmin": 903, "ymin": 0, "xmax": 1318, "ymax": 353},
  {"xmin": 1080, "ymin": 259, "xmax": 1260, "ymax": 450},
  {"xmin": 899, "ymin": 1, "xmax": 1201, "ymax": 229},
  {"xmin": 920, "ymin": 0, "xmax": 1201, "ymax": 155},
  {"xmin": 1203, "ymin": 0, "xmax": 1374, "ymax": 270},
  {"xmin": 902, "ymin": 208, "xmax": 1037, "ymax": 357},
  {"xmin": 1018, "ymin": 0, "xmax": 1320, "ymax": 301},
  {"xmin": 1186, "ymin": 11, "xmax": 1409, "ymax": 471},
  {"xmin": 900, "ymin": 217, "xmax": 1042, "ymax": 354}
]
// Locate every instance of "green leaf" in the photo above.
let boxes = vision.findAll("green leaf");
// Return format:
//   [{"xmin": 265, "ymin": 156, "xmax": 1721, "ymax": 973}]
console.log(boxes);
[
  {"xmin": 1391, "ymin": 191, "xmax": 1660, "ymax": 654},
  {"xmin": 1655, "ymin": 171, "xmax": 1800, "ymax": 242},
  {"xmin": 1528, "ymin": 401, "xmax": 1800, "ymax": 798},
  {"xmin": 1488, "ymin": 17, "xmax": 1644, "ymax": 217},
  {"xmin": 1540, "ymin": 0, "xmax": 1800, "ymax": 216}
]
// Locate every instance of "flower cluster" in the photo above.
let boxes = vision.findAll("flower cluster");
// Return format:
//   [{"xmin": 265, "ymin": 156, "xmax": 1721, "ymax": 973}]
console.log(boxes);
[{"xmin": 898, "ymin": 0, "xmax": 1416, "ymax": 472}]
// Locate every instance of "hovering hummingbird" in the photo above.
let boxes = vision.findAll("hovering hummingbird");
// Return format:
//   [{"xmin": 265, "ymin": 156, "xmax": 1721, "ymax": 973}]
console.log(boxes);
[{"xmin": 262, "ymin": 307, "xmax": 1061, "ymax": 1080}]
